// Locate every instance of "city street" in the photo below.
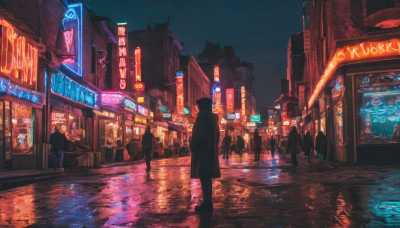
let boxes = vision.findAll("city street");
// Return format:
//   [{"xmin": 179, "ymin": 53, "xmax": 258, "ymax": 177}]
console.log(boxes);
[{"xmin": 1, "ymin": 152, "xmax": 400, "ymax": 227}]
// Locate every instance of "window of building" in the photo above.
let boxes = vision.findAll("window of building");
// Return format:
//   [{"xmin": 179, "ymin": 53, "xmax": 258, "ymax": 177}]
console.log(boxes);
[
  {"xmin": 357, "ymin": 73, "xmax": 400, "ymax": 145},
  {"xmin": 11, "ymin": 103, "xmax": 34, "ymax": 154}
]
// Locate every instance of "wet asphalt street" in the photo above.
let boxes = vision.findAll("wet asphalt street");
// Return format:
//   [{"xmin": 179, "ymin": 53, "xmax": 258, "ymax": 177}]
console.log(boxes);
[{"xmin": 1, "ymin": 152, "xmax": 400, "ymax": 227}]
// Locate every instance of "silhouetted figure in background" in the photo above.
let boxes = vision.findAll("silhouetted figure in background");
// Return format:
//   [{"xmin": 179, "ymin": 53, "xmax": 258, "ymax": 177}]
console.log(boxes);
[
  {"xmin": 49, "ymin": 124, "xmax": 68, "ymax": 172},
  {"xmin": 190, "ymin": 98, "xmax": 220, "ymax": 213},
  {"xmin": 315, "ymin": 131, "xmax": 328, "ymax": 161},
  {"xmin": 236, "ymin": 135, "xmax": 245, "ymax": 157},
  {"xmin": 269, "ymin": 136, "xmax": 276, "ymax": 158},
  {"xmin": 142, "ymin": 126, "xmax": 155, "ymax": 171},
  {"xmin": 222, "ymin": 131, "xmax": 231, "ymax": 159},
  {"xmin": 287, "ymin": 126, "xmax": 302, "ymax": 168},
  {"xmin": 254, "ymin": 129, "xmax": 262, "ymax": 161},
  {"xmin": 303, "ymin": 131, "xmax": 314, "ymax": 165}
]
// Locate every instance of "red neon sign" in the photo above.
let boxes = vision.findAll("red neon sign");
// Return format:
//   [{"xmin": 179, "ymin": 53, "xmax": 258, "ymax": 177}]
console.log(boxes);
[
  {"xmin": 134, "ymin": 81, "xmax": 145, "ymax": 91},
  {"xmin": 214, "ymin": 66, "xmax": 220, "ymax": 82},
  {"xmin": 176, "ymin": 74, "xmax": 184, "ymax": 115},
  {"xmin": 226, "ymin": 88, "xmax": 234, "ymax": 113},
  {"xmin": 118, "ymin": 24, "xmax": 128, "ymax": 90},
  {"xmin": 63, "ymin": 29, "xmax": 74, "ymax": 54},
  {"xmin": 0, "ymin": 20, "xmax": 38, "ymax": 87},
  {"xmin": 135, "ymin": 47, "xmax": 141, "ymax": 82},
  {"xmin": 309, "ymin": 39, "xmax": 400, "ymax": 108},
  {"xmin": 241, "ymin": 86, "xmax": 246, "ymax": 122}
]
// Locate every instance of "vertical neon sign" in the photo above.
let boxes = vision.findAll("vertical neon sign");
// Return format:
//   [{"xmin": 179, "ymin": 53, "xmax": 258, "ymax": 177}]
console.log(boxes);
[
  {"xmin": 135, "ymin": 47, "xmax": 141, "ymax": 82},
  {"xmin": 118, "ymin": 23, "xmax": 128, "ymax": 90},
  {"xmin": 176, "ymin": 72, "xmax": 184, "ymax": 115},
  {"xmin": 241, "ymin": 86, "xmax": 246, "ymax": 122},
  {"xmin": 226, "ymin": 88, "xmax": 234, "ymax": 113},
  {"xmin": 214, "ymin": 66, "xmax": 220, "ymax": 82},
  {"xmin": 61, "ymin": 3, "xmax": 82, "ymax": 77}
]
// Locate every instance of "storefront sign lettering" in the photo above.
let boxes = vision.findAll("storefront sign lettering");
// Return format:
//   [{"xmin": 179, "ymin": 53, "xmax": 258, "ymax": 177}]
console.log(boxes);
[
  {"xmin": 309, "ymin": 39, "xmax": 400, "ymax": 108},
  {"xmin": 138, "ymin": 105, "xmax": 149, "ymax": 117},
  {"xmin": 241, "ymin": 86, "xmax": 246, "ymax": 122},
  {"xmin": 0, "ymin": 77, "xmax": 42, "ymax": 104},
  {"xmin": 101, "ymin": 92, "xmax": 125, "ymax": 105},
  {"xmin": 123, "ymin": 98, "xmax": 137, "ymax": 111},
  {"xmin": 176, "ymin": 72, "xmax": 184, "ymax": 115},
  {"xmin": 0, "ymin": 19, "xmax": 38, "ymax": 87},
  {"xmin": 118, "ymin": 23, "xmax": 128, "ymax": 90},
  {"xmin": 214, "ymin": 66, "xmax": 220, "ymax": 82},
  {"xmin": 135, "ymin": 116, "xmax": 147, "ymax": 124},
  {"xmin": 51, "ymin": 72, "xmax": 97, "ymax": 108},
  {"xmin": 226, "ymin": 88, "xmax": 234, "ymax": 113},
  {"xmin": 135, "ymin": 47, "xmax": 141, "ymax": 82}
]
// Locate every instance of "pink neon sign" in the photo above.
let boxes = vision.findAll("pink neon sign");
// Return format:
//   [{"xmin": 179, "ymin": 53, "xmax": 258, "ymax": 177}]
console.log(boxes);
[{"xmin": 101, "ymin": 92, "xmax": 124, "ymax": 105}]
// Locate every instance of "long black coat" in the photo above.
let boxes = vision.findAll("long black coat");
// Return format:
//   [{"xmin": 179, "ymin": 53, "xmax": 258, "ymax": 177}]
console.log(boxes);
[
  {"xmin": 315, "ymin": 132, "xmax": 328, "ymax": 156},
  {"xmin": 287, "ymin": 130, "xmax": 302, "ymax": 154},
  {"xmin": 190, "ymin": 111, "xmax": 221, "ymax": 179}
]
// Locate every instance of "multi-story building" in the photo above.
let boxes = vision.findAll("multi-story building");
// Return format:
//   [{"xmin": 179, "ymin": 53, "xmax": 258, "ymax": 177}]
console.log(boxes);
[{"xmin": 303, "ymin": 0, "xmax": 400, "ymax": 162}]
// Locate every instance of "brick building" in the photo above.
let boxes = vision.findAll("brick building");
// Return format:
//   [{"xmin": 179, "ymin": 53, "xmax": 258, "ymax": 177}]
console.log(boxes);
[{"xmin": 302, "ymin": 0, "xmax": 400, "ymax": 162}]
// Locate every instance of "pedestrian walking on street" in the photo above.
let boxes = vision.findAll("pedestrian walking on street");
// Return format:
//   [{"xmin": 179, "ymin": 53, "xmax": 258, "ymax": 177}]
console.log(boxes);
[
  {"xmin": 190, "ymin": 98, "xmax": 220, "ymax": 213},
  {"xmin": 142, "ymin": 126, "xmax": 155, "ymax": 171},
  {"xmin": 236, "ymin": 135, "xmax": 245, "ymax": 157},
  {"xmin": 269, "ymin": 136, "xmax": 276, "ymax": 158},
  {"xmin": 222, "ymin": 131, "xmax": 231, "ymax": 159},
  {"xmin": 287, "ymin": 126, "xmax": 302, "ymax": 168},
  {"xmin": 315, "ymin": 131, "xmax": 328, "ymax": 161},
  {"xmin": 115, "ymin": 140, "xmax": 124, "ymax": 162},
  {"xmin": 253, "ymin": 129, "xmax": 262, "ymax": 161},
  {"xmin": 49, "ymin": 124, "xmax": 68, "ymax": 172},
  {"xmin": 303, "ymin": 131, "xmax": 314, "ymax": 165}
]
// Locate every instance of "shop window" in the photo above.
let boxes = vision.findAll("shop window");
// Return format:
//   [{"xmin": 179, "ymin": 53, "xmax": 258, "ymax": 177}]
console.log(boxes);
[
  {"xmin": 125, "ymin": 120, "xmax": 134, "ymax": 144},
  {"xmin": 99, "ymin": 119, "xmax": 120, "ymax": 146},
  {"xmin": 357, "ymin": 73, "xmax": 400, "ymax": 145},
  {"xmin": 11, "ymin": 103, "xmax": 34, "ymax": 154},
  {"xmin": 50, "ymin": 111, "xmax": 84, "ymax": 144},
  {"xmin": 333, "ymin": 101, "xmax": 344, "ymax": 145},
  {"xmin": 5, "ymin": 102, "xmax": 11, "ymax": 159}
]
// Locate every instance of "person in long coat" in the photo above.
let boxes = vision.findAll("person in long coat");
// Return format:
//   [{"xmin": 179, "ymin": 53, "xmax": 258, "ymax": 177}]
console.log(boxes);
[
  {"xmin": 315, "ymin": 131, "xmax": 328, "ymax": 161},
  {"xmin": 222, "ymin": 131, "xmax": 231, "ymax": 159},
  {"xmin": 287, "ymin": 126, "xmax": 302, "ymax": 167},
  {"xmin": 190, "ymin": 98, "xmax": 220, "ymax": 213},
  {"xmin": 253, "ymin": 130, "xmax": 262, "ymax": 161},
  {"xmin": 303, "ymin": 131, "xmax": 314, "ymax": 165}
]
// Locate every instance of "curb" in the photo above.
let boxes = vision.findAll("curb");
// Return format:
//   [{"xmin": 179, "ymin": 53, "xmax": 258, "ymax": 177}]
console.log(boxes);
[{"xmin": 0, "ymin": 172, "xmax": 64, "ymax": 191}]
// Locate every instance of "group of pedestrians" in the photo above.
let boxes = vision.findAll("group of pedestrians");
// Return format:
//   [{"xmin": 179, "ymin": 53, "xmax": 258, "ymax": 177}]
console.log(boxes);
[{"xmin": 221, "ymin": 132, "xmax": 245, "ymax": 159}]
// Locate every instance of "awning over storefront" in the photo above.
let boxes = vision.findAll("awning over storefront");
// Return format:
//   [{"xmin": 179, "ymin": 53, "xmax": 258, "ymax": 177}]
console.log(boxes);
[
  {"xmin": 227, "ymin": 122, "xmax": 248, "ymax": 132},
  {"xmin": 167, "ymin": 121, "xmax": 183, "ymax": 132},
  {"xmin": 153, "ymin": 121, "xmax": 168, "ymax": 129}
]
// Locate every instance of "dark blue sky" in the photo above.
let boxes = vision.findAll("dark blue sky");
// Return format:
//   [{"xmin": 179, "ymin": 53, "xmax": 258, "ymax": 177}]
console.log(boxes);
[{"xmin": 86, "ymin": 0, "xmax": 303, "ymax": 110}]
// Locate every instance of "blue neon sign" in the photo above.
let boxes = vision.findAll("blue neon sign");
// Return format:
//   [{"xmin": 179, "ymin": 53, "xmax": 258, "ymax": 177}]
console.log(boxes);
[
  {"xmin": 123, "ymin": 98, "xmax": 137, "ymax": 111},
  {"xmin": 61, "ymin": 3, "xmax": 83, "ymax": 77},
  {"xmin": 51, "ymin": 72, "xmax": 97, "ymax": 107},
  {"xmin": 0, "ymin": 77, "xmax": 43, "ymax": 105}
]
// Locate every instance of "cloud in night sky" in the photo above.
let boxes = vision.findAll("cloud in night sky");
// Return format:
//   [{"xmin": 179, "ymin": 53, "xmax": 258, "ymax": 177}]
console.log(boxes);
[{"xmin": 86, "ymin": 0, "xmax": 303, "ymax": 110}]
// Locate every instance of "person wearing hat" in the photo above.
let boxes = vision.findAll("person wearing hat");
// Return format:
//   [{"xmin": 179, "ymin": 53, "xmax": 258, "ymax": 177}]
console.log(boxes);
[
  {"xmin": 190, "ymin": 98, "xmax": 221, "ymax": 213},
  {"xmin": 49, "ymin": 124, "xmax": 68, "ymax": 172}
]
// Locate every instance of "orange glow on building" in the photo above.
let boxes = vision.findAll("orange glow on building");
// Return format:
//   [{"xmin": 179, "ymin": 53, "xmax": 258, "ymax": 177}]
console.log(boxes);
[
  {"xmin": 308, "ymin": 38, "xmax": 400, "ymax": 108},
  {"xmin": 226, "ymin": 88, "xmax": 234, "ymax": 113},
  {"xmin": 135, "ymin": 47, "xmax": 141, "ymax": 82},
  {"xmin": 241, "ymin": 86, "xmax": 246, "ymax": 122},
  {"xmin": 117, "ymin": 24, "xmax": 128, "ymax": 90},
  {"xmin": 176, "ymin": 73, "xmax": 184, "ymax": 115},
  {"xmin": 214, "ymin": 91, "xmax": 221, "ymax": 113},
  {"xmin": 214, "ymin": 66, "xmax": 220, "ymax": 82},
  {"xmin": 0, "ymin": 20, "xmax": 38, "ymax": 87}
]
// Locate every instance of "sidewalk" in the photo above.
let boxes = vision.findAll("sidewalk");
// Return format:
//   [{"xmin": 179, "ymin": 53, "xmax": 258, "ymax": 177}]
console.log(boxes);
[{"xmin": 0, "ymin": 169, "xmax": 63, "ymax": 191}]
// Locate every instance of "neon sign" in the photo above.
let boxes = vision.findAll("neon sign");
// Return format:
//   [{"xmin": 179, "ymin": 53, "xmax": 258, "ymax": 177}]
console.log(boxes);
[
  {"xmin": 241, "ymin": 86, "xmax": 246, "ymax": 122},
  {"xmin": 250, "ymin": 115, "xmax": 261, "ymax": 122},
  {"xmin": 61, "ymin": 4, "xmax": 83, "ymax": 77},
  {"xmin": 134, "ymin": 81, "xmax": 145, "ymax": 91},
  {"xmin": 309, "ymin": 38, "xmax": 400, "ymax": 108},
  {"xmin": 123, "ymin": 98, "xmax": 137, "ymax": 111},
  {"xmin": 101, "ymin": 92, "xmax": 125, "ymax": 105},
  {"xmin": 135, "ymin": 47, "xmax": 141, "ymax": 82},
  {"xmin": 213, "ymin": 89, "xmax": 221, "ymax": 114},
  {"xmin": 51, "ymin": 72, "xmax": 97, "ymax": 108},
  {"xmin": 0, "ymin": 76, "xmax": 42, "ymax": 104},
  {"xmin": 226, "ymin": 88, "xmax": 234, "ymax": 113},
  {"xmin": 214, "ymin": 66, "xmax": 220, "ymax": 82},
  {"xmin": 138, "ymin": 105, "xmax": 149, "ymax": 117},
  {"xmin": 176, "ymin": 72, "xmax": 184, "ymax": 115},
  {"xmin": 118, "ymin": 23, "xmax": 128, "ymax": 90},
  {"xmin": 135, "ymin": 116, "xmax": 147, "ymax": 124},
  {"xmin": 0, "ymin": 19, "xmax": 38, "ymax": 87}
]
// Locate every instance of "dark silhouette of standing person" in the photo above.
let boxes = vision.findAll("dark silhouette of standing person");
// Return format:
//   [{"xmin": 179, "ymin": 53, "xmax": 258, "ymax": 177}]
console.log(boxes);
[
  {"xmin": 269, "ymin": 136, "xmax": 276, "ymax": 158},
  {"xmin": 236, "ymin": 135, "xmax": 245, "ymax": 157},
  {"xmin": 49, "ymin": 124, "xmax": 68, "ymax": 172},
  {"xmin": 303, "ymin": 131, "xmax": 314, "ymax": 165},
  {"xmin": 287, "ymin": 126, "xmax": 302, "ymax": 168},
  {"xmin": 190, "ymin": 98, "xmax": 220, "ymax": 213},
  {"xmin": 142, "ymin": 126, "xmax": 155, "ymax": 171},
  {"xmin": 315, "ymin": 131, "xmax": 328, "ymax": 161},
  {"xmin": 222, "ymin": 131, "xmax": 231, "ymax": 159},
  {"xmin": 254, "ymin": 129, "xmax": 262, "ymax": 161}
]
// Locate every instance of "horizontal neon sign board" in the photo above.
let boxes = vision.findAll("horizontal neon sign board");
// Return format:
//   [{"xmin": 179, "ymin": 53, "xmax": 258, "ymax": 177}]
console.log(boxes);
[
  {"xmin": 250, "ymin": 115, "xmax": 261, "ymax": 122},
  {"xmin": 123, "ymin": 97, "xmax": 137, "ymax": 111},
  {"xmin": 309, "ymin": 38, "xmax": 400, "ymax": 108},
  {"xmin": 0, "ymin": 77, "xmax": 43, "ymax": 105},
  {"xmin": 51, "ymin": 72, "xmax": 97, "ymax": 107},
  {"xmin": 101, "ymin": 92, "xmax": 125, "ymax": 105}
]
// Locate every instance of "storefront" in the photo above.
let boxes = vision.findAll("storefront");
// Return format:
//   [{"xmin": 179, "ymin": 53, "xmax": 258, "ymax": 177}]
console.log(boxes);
[
  {"xmin": 50, "ymin": 71, "xmax": 99, "ymax": 150},
  {"xmin": 0, "ymin": 17, "xmax": 45, "ymax": 170},
  {"xmin": 94, "ymin": 110, "xmax": 122, "ymax": 147},
  {"xmin": 308, "ymin": 39, "xmax": 400, "ymax": 162}
]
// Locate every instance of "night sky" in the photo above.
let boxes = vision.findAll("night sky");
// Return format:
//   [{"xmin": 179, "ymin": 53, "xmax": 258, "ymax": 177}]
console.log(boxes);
[{"xmin": 86, "ymin": 0, "xmax": 303, "ymax": 110}]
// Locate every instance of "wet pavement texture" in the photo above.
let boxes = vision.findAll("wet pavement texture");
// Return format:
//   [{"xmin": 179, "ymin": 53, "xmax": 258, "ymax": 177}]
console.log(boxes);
[{"xmin": 1, "ymin": 152, "xmax": 400, "ymax": 227}]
